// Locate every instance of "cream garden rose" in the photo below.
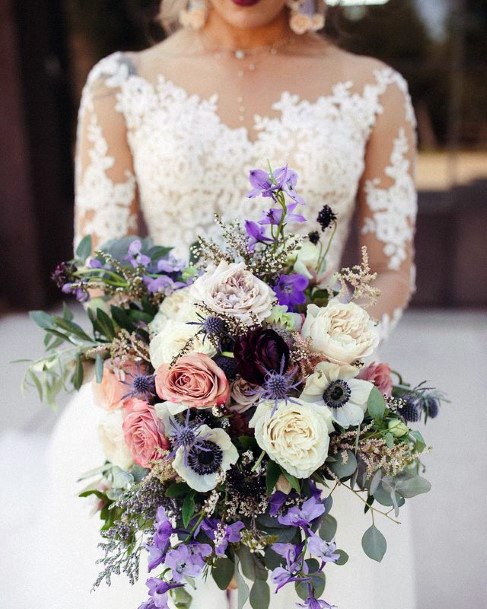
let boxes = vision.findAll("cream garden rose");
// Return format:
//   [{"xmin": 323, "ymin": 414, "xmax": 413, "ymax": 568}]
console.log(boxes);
[
  {"xmin": 98, "ymin": 409, "xmax": 134, "ymax": 471},
  {"xmin": 249, "ymin": 399, "xmax": 334, "ymax": 479},
  {"xmin": 149, "ymin": 286, "xmax": 196, "ymax": 335},
  {"xmin": 149, "ymin": 318, "xmax": 216, "ymax": 368},
  {"xmin": 191, "ymin": 261, "xmax": 275, "ymax": 324},
  {"xmin": 301, "ymin": 302, "xmax": 380, "ymax": 364},
  {"xmin": 291, "ymin": 241, "xmax": 324, "ymax": 280}
]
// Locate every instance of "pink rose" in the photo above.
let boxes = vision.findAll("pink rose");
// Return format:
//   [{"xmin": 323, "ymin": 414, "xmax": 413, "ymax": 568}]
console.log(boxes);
[
  {"xmin": 155, "ymin": 353, "xmax": 230, "ymax": 408},
  {"xmin": 358, "ymin": 362, "xmax": 393, "ymax": 397},
  {"xmin": 92, "ymin": 359, "xmax": 140, "ymax": 411},
  {"xmin": 122, "ymin": 398, "xmax": 169, "ymax": 468}
]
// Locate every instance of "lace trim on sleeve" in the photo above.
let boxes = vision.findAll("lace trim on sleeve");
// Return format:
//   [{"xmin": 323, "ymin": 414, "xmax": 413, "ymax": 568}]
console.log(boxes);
[
  {"xmin": 74, "ymin": 53, "xmax": 138, "ymax": 248},
  {"xmin": 361, "ymin": 128, "xmax": 417, "ymax": 271}
]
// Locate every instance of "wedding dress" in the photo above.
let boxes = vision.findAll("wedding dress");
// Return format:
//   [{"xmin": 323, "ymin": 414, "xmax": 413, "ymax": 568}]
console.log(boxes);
[{"xmin": 35, "ymin": 48, "xmax": 418, "ymax": 609}]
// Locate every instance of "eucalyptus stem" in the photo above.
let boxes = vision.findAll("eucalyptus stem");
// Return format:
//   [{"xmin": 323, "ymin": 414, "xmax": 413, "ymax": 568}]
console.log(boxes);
[{"xmin": 251, "ymin": 450, "xmax": 266, "ymax": 472}]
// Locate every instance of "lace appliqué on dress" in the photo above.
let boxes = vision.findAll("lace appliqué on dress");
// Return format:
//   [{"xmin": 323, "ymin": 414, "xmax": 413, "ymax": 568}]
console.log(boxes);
[
  {"xmin": 361, "ymin": 128, "xmax": 417, "ymax": 271},
  {"xmin": 75, "ymin": 54, "xmax": 137, "ymax": 247}
]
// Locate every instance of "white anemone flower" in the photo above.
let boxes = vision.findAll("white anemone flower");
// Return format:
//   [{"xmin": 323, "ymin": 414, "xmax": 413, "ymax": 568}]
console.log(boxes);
[
  {"xmin": 172, "ymin": 424, "xmax": 238, "ymax": 493},
  {"xmin": 300, "ymin": 361, "xmax": 374, "ymax": 428}
]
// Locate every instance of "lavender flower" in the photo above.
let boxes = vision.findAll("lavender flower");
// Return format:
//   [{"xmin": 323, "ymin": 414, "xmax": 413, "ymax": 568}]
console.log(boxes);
[
  {"xmin": 248, "ymin": 168, "xmax": 276, "ymax": 199},
  {"xmin": 143, "ymin": 275, "xmax": 185, "ymax": 295},
  {"xmin": 258, "ymin": 202, "xmax": 306, "ymax": 226},
  {"xmin": 61, "ymin": 282, "xmax": 89, "ymax": 303},
  {"xmin": 127, "ymin": 240, "xmax": 151, "ymax": 268},
  {"xmin": 278, "ymin": 497, "xmax": 326, "ymax": 531},
  {"xmin": 307, "ymin": 533, "xmax": 340, "ymax": 565},
  {"xmin": 245, "ymin": 220, "xmax": 273, "ymax": 250},
  {"xmin": 269, "ymin": 490, "xmax": 290, "ymax": 517},
  {"xmin": 165, "ymin": 544, "xmax": 209, "ymax": 582},
  {"xmin": 298, "ymin": 596, "xmax": 337, "ymax": 609},
  {"xmin": 271, "ymin": 542, "xmax": 308, "ymax": 592},
  {"xmin": 142, "ymin": 578, "xmax": 182, "ymax": 609},
  {"xmin": 273, "ymin": 166, "xmax": 305, "ymax": 205},
  {"xmin": 146, "ymin": 507, "xmax": 174, "ymax": 571},
  {"xmin": 274, "ymin": 273, "xmax": 309, "ymax": 309},
  {"xmin": 215, "ymin": 521, "xmax": 245, "ymax": 557}
]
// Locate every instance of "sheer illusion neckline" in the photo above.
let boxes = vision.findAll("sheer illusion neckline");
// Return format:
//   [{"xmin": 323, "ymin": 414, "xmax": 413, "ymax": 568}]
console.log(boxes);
[{"xmin": 122, "ymin": 67, "xmax": 391, "ymax": 144}]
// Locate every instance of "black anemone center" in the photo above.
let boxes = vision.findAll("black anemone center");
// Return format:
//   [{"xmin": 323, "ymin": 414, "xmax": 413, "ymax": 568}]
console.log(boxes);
[
  {"xmin": 187, "ymin": 440, "xmax": 223, "ymax": 475},
  {"xmin": 323, "ymin": 380, "xmax": 351, "ymax": 409}
]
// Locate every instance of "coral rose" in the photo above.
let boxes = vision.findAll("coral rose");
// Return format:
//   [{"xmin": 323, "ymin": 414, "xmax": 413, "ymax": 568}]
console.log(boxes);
[
  {"xmin": 357, "ymin": 362, "xmax": 393, "ymax": 397},
  {"xmin": 122, "ymin": 398, "xmax": 169, "ymax": 468},
  {"xmin": 92, "ymin": 359, "xmax": 139, "ymax": 411},
  {"xmin": 155, "ymin": 353, "xmax": 230, "ymax": 408}
]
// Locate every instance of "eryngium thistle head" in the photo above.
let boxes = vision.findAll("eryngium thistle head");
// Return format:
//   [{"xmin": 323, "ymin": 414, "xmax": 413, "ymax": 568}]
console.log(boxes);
[
  {"xmin": 423, "ymin": 396, "xmax": 440, "ymax": 418},
  {"xmin": 399, "ymin": 397, "xmax": 421, "ymax": 422},
  {"xmin": 212, "ymin": 355, "xmax": 238, "ymax": 380},
  {"xmin": 316, "ymin": 205, "xmax": 337, "ymax": 231},
  {"xmin": 202, "ymin": 315, "xmax": 227, "ymax": 337}
]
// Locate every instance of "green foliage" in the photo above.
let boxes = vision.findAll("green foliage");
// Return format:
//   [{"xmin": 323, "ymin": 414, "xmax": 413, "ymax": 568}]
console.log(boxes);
[
  {"xmin": 212, "ymin": 557, "xmax": 235, "ymax": 590},
  {"xmin": 182, "ymin": 493, "xmax": 196, "ymax": 528},
  {"xmin": 319, "ymin": 513, "xmax": 338, "ymax": 542},
  {"xmin": 367, "ymin": 386, "xmax": 386, "ymax": 419},
  {"xmin": 327, "ymin": 450, "xmax": 357, "ymax": 479},
  {"xmin": 234, "ymin": 556, "xmax": 250, "ymax": 609},
  {"xmin": 361, "ymin": 525, "xmax": 387, "ymax": 562},
  {"xmin": 250, "ymin": 579, "xmax": 270, "ymax": 609},
  {"xmin": 266, "ymin": 460, "xmax": 281, "ymax": 494}
]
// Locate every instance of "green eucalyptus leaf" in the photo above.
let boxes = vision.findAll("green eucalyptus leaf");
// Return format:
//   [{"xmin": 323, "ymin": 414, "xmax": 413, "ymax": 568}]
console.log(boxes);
[
  {"xmin": 250, "ymin": 579, "xmax": 270, "ymax": 609},
  {"xmin": 335, "ymin": 549, "xmax": 349, "ymax": 566},
  {"xmin": 361, "ymin": 525, "xmax": 387, "ymax": 562},
  {"xmin": 367, "ymin": 386, "xmax": 386, "ymax": 419},
  {"xmin": 311, "ymin": 571, "xmax": 326, "ymax": 596},
  {"xmin": 373, "ymin": 481, "xmax": 405, "ymax": 509},
  {"xmin": 305, "ymin": 558, "xmax": 320, "ymax": 574},
  {"xmin": 212, "ymin": 557, "xmax": 235, "ymax": 590},
  {"xmin": 75, "ymin": 235, "xmax": 92, "ymax": 261},
  {"xmin": 395, "ymin": 475, "xmax": 431, "ymax": 498},
  {"xmin": 170, "ymin": 586, "xmax": 192, "ymax": 609},
  {"xmin": 328, "ymin": 450, "xmax": 357, "ymax": 479},
  {"xmin": 385, "ymin": 432, "xmax": 395, "ymax": 448},
  {"xmin": 319, "ymin": 514, "xmax": 337, "ymax": 542},
  {"xmin": 295, "ymin": 580, "xmax": 309, "ymax": 601},
  {"xmin": 235, "ymin": 557, "xmax": 250, "ymax": 609},
  {"xmin": 95, "ymin": 353, "xmax": 104, "ymax": 383},
  {"xmin": 238, "ymin": 545, "xmax": 256, "ymax": 581}
]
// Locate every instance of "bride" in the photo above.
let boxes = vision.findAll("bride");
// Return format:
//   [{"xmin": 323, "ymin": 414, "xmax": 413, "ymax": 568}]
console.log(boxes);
[{"xmin": 40, "ymin": 0, "xmax": 418, "ymax": 607}]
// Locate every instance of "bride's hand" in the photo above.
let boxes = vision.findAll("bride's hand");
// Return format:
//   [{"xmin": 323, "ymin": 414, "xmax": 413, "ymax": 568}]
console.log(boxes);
[{"xmin": 227, "ymin": 576, "xmax": 238, "ymax": 590}]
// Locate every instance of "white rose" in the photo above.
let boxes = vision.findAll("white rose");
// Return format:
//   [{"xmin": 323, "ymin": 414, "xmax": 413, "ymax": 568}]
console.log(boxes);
[
  {"xmin": 98, "ymin": 409, "xmax": 134, "ymax": 470},
  {"xmin": 191, "ymin": 261, "xmax": 275, "ymax": 324},
  {"xmin": 292, "ymin": 241, "xmax": 324, "ymax": 280},
  {"xmin": 149, "ymin": 287, "xmax": 197, "ymax": 335},
  {"xmin": 149, "ymin": 319, "xmax": 217, "ymax": 368},
  {"xmin": 249, "ymin": 399, "xmax": 334, "ymax": 479},
  {"xmin": 265, "ymin": 305, "xmax": 303, "ymax": 332},
  {"xmin": 301, "ymin": 302, "xmax": 379, "ymax": 364}
]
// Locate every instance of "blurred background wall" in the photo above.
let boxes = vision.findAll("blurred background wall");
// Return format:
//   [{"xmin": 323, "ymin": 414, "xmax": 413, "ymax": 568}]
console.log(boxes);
[{"xmin": 0, "ymin": 0, "xmax": 486, "ymax": 311}]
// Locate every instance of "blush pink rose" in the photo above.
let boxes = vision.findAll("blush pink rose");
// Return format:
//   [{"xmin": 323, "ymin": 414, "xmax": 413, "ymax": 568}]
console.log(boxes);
[
  {"xmin": 122, "ymin": 398, "xmax": 169, "ymax": 468},
  {"xmin": 358, "ymin": 362, "xmax": 393, "ymax": 397},
  {"xmin": 155, "ymin": 353, "xmax": 230, "ymax": 408},
  {"xmin": 92, "ymin": 359, "xmax": 140, "ymax": 411}
]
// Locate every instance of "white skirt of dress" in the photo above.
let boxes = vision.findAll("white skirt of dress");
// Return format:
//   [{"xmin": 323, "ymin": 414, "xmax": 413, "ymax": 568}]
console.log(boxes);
[{"xmin": 28, "ymin": 384, "xmax": 416, "ymax": 609}]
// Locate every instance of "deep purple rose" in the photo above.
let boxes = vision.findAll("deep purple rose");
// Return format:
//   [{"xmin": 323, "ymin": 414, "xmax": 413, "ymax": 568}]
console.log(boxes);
[{"xmin": 234, "ymin": 328, "xmax": 290, "ymax": 385}]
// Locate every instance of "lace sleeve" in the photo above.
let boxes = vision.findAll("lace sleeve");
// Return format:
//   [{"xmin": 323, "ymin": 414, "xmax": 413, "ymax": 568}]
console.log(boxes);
[
  {"xmin": 74, "ymin": 53, "xmax": 139, "ymax": 252},
  {"xmin": 357, "ymin": 71, "xmax": 417, "ymax": 339}
]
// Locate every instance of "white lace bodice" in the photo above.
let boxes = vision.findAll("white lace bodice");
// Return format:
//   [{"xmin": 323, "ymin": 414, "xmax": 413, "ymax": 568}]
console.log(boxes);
[{"xmin": 74, "ymin": 50, "xmax": 417, "ymax": 331}]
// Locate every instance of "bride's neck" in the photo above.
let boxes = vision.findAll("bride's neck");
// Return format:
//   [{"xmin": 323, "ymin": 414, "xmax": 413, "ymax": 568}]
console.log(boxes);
[{"xmin": 200, "ymin": 10, "xmax": 292, "ymax": 50}]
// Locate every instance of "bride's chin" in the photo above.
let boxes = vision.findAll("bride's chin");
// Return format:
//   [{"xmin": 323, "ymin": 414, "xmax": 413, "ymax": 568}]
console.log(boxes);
[{"xmin": 208, "ymin": 0, "xmax": 288, "ymax": 31}]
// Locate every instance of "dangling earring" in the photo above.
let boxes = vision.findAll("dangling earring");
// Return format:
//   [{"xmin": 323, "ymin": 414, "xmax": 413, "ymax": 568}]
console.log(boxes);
[
  {"xmin": 287, "ymin": 0, "xmax": 325, "ymax": 35},
  {"xmin": 179, "ymin": 0, "xmax": 208, "ymax": 30}
]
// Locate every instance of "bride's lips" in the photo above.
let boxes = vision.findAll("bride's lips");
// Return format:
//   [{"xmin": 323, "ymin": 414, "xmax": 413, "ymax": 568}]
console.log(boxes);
[{"xmin": 231, "ymin": 0, "xmax": 261, "ymax": 6}]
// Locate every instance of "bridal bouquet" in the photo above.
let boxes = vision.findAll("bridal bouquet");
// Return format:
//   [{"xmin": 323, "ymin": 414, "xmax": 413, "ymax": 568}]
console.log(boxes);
[{"xmin": 25, "ymin": 166, "xmax": 444, "ymax": 609}]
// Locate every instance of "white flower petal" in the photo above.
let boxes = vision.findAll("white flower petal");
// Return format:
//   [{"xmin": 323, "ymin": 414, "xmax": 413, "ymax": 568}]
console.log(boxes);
[{"xmin": 348, "ymin": 379, "xmax": 374, "ymax": 407}]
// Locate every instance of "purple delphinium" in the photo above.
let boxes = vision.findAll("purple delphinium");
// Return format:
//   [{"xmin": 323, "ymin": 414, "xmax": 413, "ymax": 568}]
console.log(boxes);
[
  {"xmin": 271, "ymin": 542, "xmax": 308, "ymax": 592},
  {"xmin": 245, "ymin": 220, "xmax": 273, "ymax": 250},
  {"xmin": 215, "ymin": 521, "xmax": 245, "ymax": 557},
  {"xmin": 278, "ymin": 497, "xmax": 326, "ymax": 531},
  {"xmin": 61, "ymin": 282, "xmax": 89, "ymax": 303},
  {"xmin": 146, "ymin": 507, "xmax": 174, "ymax": 571},
  {"xmin": 258, "ymin": 202, "xmax": 306, "ymax": 227},
  {"xmin": 274, "ymin": 273, "xmax": 309, "ymax": 309},
  {"xmin": 143, "ymin": 275, "xmax": 185, "ymax": 296},
  {"xmin": 165, "ymin": 543, "xmax": 209, "ymax": 582},
  {"xmin": 140, "ymin": 578, "xmax": 183, "ymax": 609},
  {"xmin": 126, "ymin": 240, "xmax": 151, "ymax": 268},
  {"xmin": 247, "ymin": 166, "xmax": 305, "ymax": 205},
  {"xmin": 307, "ymin": 533, "xmax": 340, "ymax": 565},
  {"xmin": 156, "ymin": 256, "xmax": 186, "ymax": 274},
  {"xmin": 269, "ymin": 490, "xmax": 291, "ymax": 517},
  {"xmin": 298, "ymin": 596, "xmax": 337, "ymax": 609}
]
